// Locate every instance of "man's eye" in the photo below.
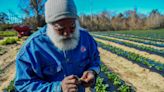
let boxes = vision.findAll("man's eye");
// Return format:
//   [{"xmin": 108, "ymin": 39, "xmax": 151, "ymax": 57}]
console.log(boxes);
[
  {"xmin": 71, "ymin": 26, "xmax": 75, "ymax": 29},
  {"xmin": 58, "ymin": 28, "xmax": 65, "ymax": 31},
  {"xmin": 71, "ymin": 24, "xmax": 76, "ymax": 29}
]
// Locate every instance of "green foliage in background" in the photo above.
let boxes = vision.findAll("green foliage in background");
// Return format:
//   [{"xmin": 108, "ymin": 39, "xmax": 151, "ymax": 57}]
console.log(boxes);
[
  {"xmin": 0, "ymin": 37, "xmax": 19, "ymax": 45},
  {"xmin": 0, "ymin": 31, "xmax": 17, "ymax": 37}
]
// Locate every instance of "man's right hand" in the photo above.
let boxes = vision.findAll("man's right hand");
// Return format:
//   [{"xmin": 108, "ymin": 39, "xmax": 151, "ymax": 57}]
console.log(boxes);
[{"xmin": 61, "ymin": 75, "xmax": 79, "ymax": 92}]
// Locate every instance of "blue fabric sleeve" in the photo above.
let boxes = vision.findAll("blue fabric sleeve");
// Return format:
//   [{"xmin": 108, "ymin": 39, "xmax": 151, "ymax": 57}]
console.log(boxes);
[
  {"xmin": 14, "ymin": 45, "xmax": 62, "ymax": 92},
  {"xmin": 87, "ymin": 34, "xmax": 101, "ymax": 75}
]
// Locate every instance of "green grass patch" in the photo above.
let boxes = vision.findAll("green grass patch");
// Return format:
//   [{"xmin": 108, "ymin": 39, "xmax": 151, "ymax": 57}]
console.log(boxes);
[
  {"xmin": 3, "ymin": 80, "xmax": 15, "ymax": 92},
  {"xmin": 95, "ymin": 77, "xmax": 108, "ymax": 92},
  {"xmin": 0, "ymin": 37, "xmax": 19, "ymax": 45},
  {"xmin": 0, "ymin": 30, "xmax": 17, "ymax": 37}
]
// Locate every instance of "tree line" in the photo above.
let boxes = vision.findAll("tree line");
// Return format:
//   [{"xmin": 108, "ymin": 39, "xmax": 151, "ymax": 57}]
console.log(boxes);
[{"xmin": 79, "ymin": 9, "xmax": 164, "ymax": 31}]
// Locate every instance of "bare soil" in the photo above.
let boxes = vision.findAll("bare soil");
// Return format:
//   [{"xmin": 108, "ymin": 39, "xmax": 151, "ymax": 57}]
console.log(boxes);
[
  {"xmin": 0, "ymin": 44, "xmax": 21, "ymax": 91},
  {"xmin": 96, "ymin": 38, "xmax": 164, "ymax": 64},
  {"xmin": 99, "ymin": 47, "xmax": 164, "ymax": 92},
  {"xmin": 94, "ymin": 34, "xmax": 164, "ymax": 50}
]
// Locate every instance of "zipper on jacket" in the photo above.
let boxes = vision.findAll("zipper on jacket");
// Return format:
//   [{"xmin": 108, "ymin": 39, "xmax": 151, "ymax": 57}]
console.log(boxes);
[
  {"xmin": 63, "ymin": 51, "xmax": 66, "ymax": 59},
  {"xmin": 63, "ymin": 51, "xmax": 70, "ymax": 63},
  {"xmin": 63, "ymin": 50, "xmax": 68, "ymax": 77}
]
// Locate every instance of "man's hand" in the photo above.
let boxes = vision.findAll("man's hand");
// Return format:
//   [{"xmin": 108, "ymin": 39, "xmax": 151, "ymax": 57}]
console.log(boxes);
[
  {"xmin": 62, "ymin": 75, "xmax": 79, "ymax": 92},
  {"xmin": 80, "ymin": 70, "xmax": 96, "ymax": 87}
]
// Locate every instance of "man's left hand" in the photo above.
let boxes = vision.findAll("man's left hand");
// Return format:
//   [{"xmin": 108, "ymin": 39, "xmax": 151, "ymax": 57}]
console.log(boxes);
[{"xmin": 80, "ymin": 70, "xmax": 96, "ymax": 87}]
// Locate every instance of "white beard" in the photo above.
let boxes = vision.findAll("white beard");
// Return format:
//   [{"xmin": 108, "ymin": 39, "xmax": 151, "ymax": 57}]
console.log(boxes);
[{"xmin": 46, "ymin": 20, "xmax": 80, "ymax": 51}]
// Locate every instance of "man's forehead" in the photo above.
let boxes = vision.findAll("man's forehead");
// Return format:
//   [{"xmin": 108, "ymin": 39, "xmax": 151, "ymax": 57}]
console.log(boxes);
[{"xmin": 53, "ymin": 18, "xmax": 76, "ymax": 25}]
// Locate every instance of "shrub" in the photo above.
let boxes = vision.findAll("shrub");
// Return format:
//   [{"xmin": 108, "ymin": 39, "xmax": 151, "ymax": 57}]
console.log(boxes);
[
  {"xmin": 0, "ymin": 37, "xmax": 19, "ymax": 45},
  {"xmin": 0, "ymin": 31, "xmax": 17, "ymax": 37}
]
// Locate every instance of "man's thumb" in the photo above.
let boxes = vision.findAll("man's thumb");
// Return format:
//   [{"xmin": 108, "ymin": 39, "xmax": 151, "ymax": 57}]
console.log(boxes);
[{"xmin": 81, "ymin": 71, "xmax": 88, "ymax": 79}]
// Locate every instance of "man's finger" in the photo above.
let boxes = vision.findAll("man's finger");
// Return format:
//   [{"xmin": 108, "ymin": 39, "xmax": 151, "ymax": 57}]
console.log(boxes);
[
  {"xmin": 67, "ymin": 84, "xmax": 77, "ymax": 89},
  {"xmin": 81, "ymin": 71, "xmax": 88, "ymax": 79},
  {"xmin": 65, "ymin": 79, "xmax": 78, "ymax": 84},
  {"xmin": 65, "ymin": 75, "xmax": 76, "ymax": 80},
  {"xmin": 68, "ymin": 87, "xmax": 78, "ymax": 92},
  {"xmin": 86, "ymin": 73, "xmax": 95, "ymax": 82}
]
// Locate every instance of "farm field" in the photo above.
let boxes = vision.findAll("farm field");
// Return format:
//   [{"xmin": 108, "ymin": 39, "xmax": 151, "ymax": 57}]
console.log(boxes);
[
  {"xmin": 92, "ymin": 29, "xmax": 164, "ymax": 92},
  {"xmin": 0, "ymin": 29, "xmax": 164, "ymax": 92},
  {"xmin": 0, "ymin": 32, "xmax": 24, "ymax": 91},
  {"xmin": 93, "ymin": 29, "xmax": 164, "ymax": 39}
]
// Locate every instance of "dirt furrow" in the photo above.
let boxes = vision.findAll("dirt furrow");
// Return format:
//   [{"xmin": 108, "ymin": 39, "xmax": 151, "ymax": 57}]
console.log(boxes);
[
  {"xmin": 0, "ymin": 61, "xmax": 15, "ymax": 91},
  {"xmin": 96, "ymin": 38, "xmax": 164, "ymax": 64},
  {"xmin": 94, "ymin": 34, "xmax": 164, "ymax": 50},
  {"xmin": 0, "ymin": 44, "xmax": 20, "ymax": 69},
  {"xmin": 0, "ymin": 44, "xmax": 21, "ymax": 91},
  {"xmin": 99, "ymin": 47, "xmax": 164, "ymax": 92}
]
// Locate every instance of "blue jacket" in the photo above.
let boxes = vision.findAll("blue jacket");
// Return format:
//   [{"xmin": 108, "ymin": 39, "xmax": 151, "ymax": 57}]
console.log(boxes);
[{"xmin": 14, "ymin": 26, "xmax": 100, "ymax": 92}]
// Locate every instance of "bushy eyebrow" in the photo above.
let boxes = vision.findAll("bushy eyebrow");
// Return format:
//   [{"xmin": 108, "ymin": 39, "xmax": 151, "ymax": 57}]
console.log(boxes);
[{"xmin": 54, "ymin": 22, "xmax": 75, "ymax": 28}]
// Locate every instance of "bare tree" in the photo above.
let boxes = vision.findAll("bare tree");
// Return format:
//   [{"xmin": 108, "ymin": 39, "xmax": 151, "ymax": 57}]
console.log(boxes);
[
  {"xmin": 0, "ymin": 12, "xmax": 9, "ymax": 24},
  {"xmin": 146, "ymin": 9, "xmax": 163, "ymax": 29},
  {"xmin": 79, "ymin": 9, "xmax": 163, "ymax": 31},
  {"xmin": 111, "ymin": 13, "xmax": 125, "ymax": 30},
  {"xmin": 18, "ymin": 0, "xmax": 46, "ymax": 27}
]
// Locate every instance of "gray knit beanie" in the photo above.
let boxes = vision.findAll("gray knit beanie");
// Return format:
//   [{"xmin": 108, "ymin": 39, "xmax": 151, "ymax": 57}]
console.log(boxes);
[{"xmin": 45, "ymin": 0, "xmax": 78, "ymax": 23}]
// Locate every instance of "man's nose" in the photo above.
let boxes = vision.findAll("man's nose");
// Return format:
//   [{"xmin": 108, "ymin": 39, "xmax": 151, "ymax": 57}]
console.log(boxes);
[
  {"xmin": 63, "ymin": 31, "xmax": 69, "ymax": 36},
  {"xmin": 63, "ymin": 29, "xmax": 71, "ymax": 37}
]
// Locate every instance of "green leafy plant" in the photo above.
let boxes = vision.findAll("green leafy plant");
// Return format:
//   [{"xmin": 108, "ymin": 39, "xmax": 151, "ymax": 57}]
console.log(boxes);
[
  {"xmin": 0, "ymin": 31, "xmax": 17, "ymax": 37},
  {"xmin": 100, "ymin": 64, "xmax": 133, "ymax": 92},
  {"xmin": 97, "ymin": 41, "xmax": 164, "ymax": 75},
  {"xmin": 118, "ymin": 84, "xmax": 131, "ymax": 92},
  {"xmin": 3, "ymin": 80, "xmax": 15, "ymax": 92},
  {"xmin": 0, "ymin": 37, "xmax": 19, "ymax": 45},
  {"xmin": 95, "ymin": 77, "xmax": 108, "ymax": 92}
]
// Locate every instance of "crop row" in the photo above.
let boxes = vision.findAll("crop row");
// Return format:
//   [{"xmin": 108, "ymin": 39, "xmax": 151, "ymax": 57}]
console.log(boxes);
[
  {"xmin": 0, "ymin": 31, "xmax": 17, "ymax": 37},
  {"xmin": 109, "ymin": 33, "xmax": 164, "ymax": 43},
  {"xmin": 94, "ymin": 34, "xmax": 164, "ymax": 47},
  {"xmin": 95, "ymin": 76, "xmax": 108, "ymax": 92},
  {"xmin": 93, "ymin": 35, "xmax": 164, "ymax": 57},
  {"xmin": 100, "ymin": 64, "xmax": 133, "ymax": 92},
  {"xmin": 97, "ymin": 41, "xmax": 164, "ymax": 75},
  {"xmin": 0, "ymin": 37, "xmax": 19, "ymax": 45}
]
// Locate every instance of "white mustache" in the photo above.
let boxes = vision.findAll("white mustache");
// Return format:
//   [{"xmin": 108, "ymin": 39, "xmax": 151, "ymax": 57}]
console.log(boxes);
[{"xmin": 59, "ymin": 34, "xmax": 73, "ymax": 40}]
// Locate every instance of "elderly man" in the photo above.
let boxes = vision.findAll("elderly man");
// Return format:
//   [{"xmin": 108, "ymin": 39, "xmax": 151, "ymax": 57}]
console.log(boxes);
[{"xmin": 14, "ymin": 0, "xmax": 100, "ymax": 92}]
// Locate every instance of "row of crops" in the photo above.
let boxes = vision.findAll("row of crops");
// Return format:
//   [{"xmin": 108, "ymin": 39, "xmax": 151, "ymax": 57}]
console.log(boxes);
[
  {"xmin": 93, "ymin": 30, "xmax": 164, "ymax": 91},
  {"xmin": 96, "ymin": 64, "xmax": 134, "ymax": 92},
  {"xmin": 108, "ymin": 34, "xmax": 164, "ymax": 43},
  {"xmin": 0, "ymin": 31, "xmax": 17, "ymax": 37},
  {"xmin": 92, "ymin": 31, "xmax": 164, "ymax": 47},
  {"xmin": 99, "ymin": 34, "xmax": 164, "ymax": 47},
  {"xmin": 0, "ymin": 37, "xmax": 20, "ymax": 45},
  {"xmin": 96, "ymin": 40, "xmax": 164, "ymax": 75},
  {"xmin": 93, "ymin": 34, "xmax": 164, "ymax": 57},
  {"xmin": 93, "ymin": 29, "xmax": 164, "ymax": 40},
  {"xmin": 0, "ymin": 31, "xmax": 20, "ymax": 91}
]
